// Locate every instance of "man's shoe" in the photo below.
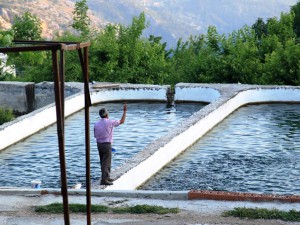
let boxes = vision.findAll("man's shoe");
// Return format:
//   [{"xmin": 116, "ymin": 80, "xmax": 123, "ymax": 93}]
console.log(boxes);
[
  {"xmin": 107, "ymin": 178, "xmax": 115, "ymax": 182},
  {"xmin": 100, "ymin": 180, "xmax": 113, "ymax": 185}
]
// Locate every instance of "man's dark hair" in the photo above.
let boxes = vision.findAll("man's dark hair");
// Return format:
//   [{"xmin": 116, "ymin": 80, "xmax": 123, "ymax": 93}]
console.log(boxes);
[{"xmin": 99, "ymin": 108, "xmax": 108, "ymax": 118}]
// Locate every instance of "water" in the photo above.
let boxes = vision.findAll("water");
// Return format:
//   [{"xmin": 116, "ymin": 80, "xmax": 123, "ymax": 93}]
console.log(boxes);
[
  {"xmin": 0, "ymin": 102, "xmax": 205, "ymax": 188},
  {"xmin": 140, "ymin": 104, "xmax": 300, "ymax": 195}
]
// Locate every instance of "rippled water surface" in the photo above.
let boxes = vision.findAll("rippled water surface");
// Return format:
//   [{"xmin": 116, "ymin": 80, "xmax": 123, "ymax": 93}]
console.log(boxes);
[
  {"xmin": 0, "ymin": 102, "xmax": 204, "ymax": 188},
  {"xmin": 141, "ymin": 104, "xmax": 300, "ymax": 195}
]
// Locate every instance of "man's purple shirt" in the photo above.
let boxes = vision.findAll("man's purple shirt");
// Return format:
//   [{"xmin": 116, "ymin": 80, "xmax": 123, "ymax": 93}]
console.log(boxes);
[{"xmin": 94, "ymin": 118, "xmax": 120, "ymax": 143}]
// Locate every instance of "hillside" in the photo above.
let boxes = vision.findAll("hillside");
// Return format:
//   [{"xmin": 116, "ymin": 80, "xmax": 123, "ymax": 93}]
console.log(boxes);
[
  {"xmin": 83, "ymin": 0, "xmax": 298, "ymax": 46},
  {"xmin": 0, "ymin": 0, "xmax": 298, "ymax": 46},
  {"xmin": 0, "ymin": 0, "xmax": 103, "ymax": 39}
]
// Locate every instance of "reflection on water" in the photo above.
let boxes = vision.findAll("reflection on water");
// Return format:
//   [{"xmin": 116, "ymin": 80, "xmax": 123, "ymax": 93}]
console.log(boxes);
[
  {"xmin": 0, "ymin": 102, "xmax": 205, "ymax": 188},
  {"xmin": 141, "ymin": 104, "xmax": 300, "ymax": 195}
]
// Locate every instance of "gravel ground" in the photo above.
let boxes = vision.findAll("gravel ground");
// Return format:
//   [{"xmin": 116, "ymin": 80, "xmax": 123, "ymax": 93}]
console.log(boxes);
[
  {"xmin": 0, "ymin": 193, "xmax": 300, "ymax": 225},
  {"xmin": 1, "ymin": 210, "xmax": 297, "ymax": 225}
]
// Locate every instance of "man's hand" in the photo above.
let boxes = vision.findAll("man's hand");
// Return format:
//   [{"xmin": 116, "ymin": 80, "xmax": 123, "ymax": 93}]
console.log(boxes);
[{"xmin": 120, "ymin": 103, "xmax": 127, "ymax": 124}]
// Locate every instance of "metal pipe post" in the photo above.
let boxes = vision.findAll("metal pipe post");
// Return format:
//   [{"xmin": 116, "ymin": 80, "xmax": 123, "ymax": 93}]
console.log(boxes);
[
  {"xmin": 52, "ymin": 49, "xmax": 70, "ymax": 225},
  {"xmin": 78, "ymin": 47, "xmax": 92, "ymax": 225}
]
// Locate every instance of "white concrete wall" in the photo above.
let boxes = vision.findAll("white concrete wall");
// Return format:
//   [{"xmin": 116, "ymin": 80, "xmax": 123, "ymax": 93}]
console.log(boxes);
[
  {"xmin": 90, "ymin": 86, "xmax": 168, "ymax": 103},
  {"xmin": 175, "ymin": 85, "xmax": 220, "ymax": 102},
  {"xmin": 107, "ymin": 87, "xmax": 300, "ymax": 190},
  {"xmin": 0, "ymin": 93, "xmax": 85, "ymax": 151}
]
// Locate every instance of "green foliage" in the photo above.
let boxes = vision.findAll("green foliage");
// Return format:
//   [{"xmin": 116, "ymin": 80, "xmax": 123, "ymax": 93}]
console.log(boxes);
[
  {"xmin": 0, "ymin": 108, "xmax": 14, "ymax": 125},
  {"xmin": 261, "ymin": 39, "xmax": 300, "ymax": 85},
  {"xmin": 0, "ymin": 30, "xmax": 15, "ymax": 79},
  {"xmin": 169, "ymin": 10, "xmax": 300, "ymax": 86},
  {"xmin": 252, "ymin": 18, "xmax": 268, "ymax": 40},
  {"xmin": 35, "ymin": 203, "xmax": 178, "ymax": 214},
  {"xmin": 90, "ymin": 12, "xmax": 171, "ymax": 84},
  {"xmin": 12, "ymin": 11, "xmax": 42, "ymax": 40},
  {"xmin": 7, "ymin": 51, "xmax": 52, "ymax": 82},
  {"xmin": 291, "ymin": 0, "xmax": 300, "ymax": 38},
  {"xmin": 220, "ymin": 26, "xmax": 261, "ymax": 84},
  {"xmin": 169, "ymin": 35, "xmax": 206, "ymax": 84},
  {"xmin": 8, "ymin": 11, "xmax": 50, "ymax": 81},
  {"xmin": 222, "ymin": 207, "xmax": 300, "ymax": 222},
  {"xmin": 112, "ymin": 204, "xmax": 179, "ymax": 214},
  {"xmin": 0, "ymin": 30, "xmax": 14, "ymax": 46},
  {"xmin": 267, "ymin": 12, "xmax": 295, "ymax": 44},
  {"xmin": 89, "ymin": 24, "xmax": 119, "ymax": 82},
  {"xmin": 54, "ymin": 31, "xmax": 89, "ymax": 82},
  {"xmin": 71, "ymin": 0, "xmax": 91, "ymax": 39},
  {"xmin": 170, "ymin": 25, "xmax": 262, "ymax": 84},
  {"xmin": 35, "ymin": 203, "xmax": 109, "ymax": 213}
]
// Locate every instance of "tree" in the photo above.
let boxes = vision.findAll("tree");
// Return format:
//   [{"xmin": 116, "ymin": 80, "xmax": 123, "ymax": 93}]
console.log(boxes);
[
  {"xmin": 10, "ymin": 12, "xmax": 49, "ymax": 81},
  {"xmin": 252, "ymin": 18, "xmax": 268, "ymax": 40},
  {"xmin": 0, "ymin": 30, "xmax": 13, "ymax": 46},
  {"xmin": 8, "ymin": 12, "xmax": 47, "ymax": 81},
  {"xmin": 291, "ymin": 0, "xmax": 300, "ymax": 38},
  {"xmin": 12, "ymin": 11, "xmax": 42, "ymax": 40},
  {"xmin": 71, "ymin": 0, "xmax": 91, "ymax": 39},
  {"xmin": 170, "ymin": 35, "xmax": 205, "ymax": 84},
  {"xmin": 0, "ymin": 30, "xmax": 14, "ymax": 80},
  {"xmin": 89, "ymin": 24, "xmax": 120, "ymax": 82},
  {"xmin": 89, "ymin": 12, "xmax": 171, "ymax": 84},
  {"xmin": 260, "ymin": 39, "xmax": 300, "ymax": 85},
  {"xmin": 53, "ymin": 31, "xmax": 83, "ymax": 82},
  {"xmin": 220, "ymin": 26, "xmax": 262, "ymax": 84},
  {"xmin": 266, "ymin": 12, "xmax": 295, "ymax": 44}
]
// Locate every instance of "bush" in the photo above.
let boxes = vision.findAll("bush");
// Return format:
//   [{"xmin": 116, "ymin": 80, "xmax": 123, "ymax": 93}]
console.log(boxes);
[
  {"xmin": 35, "ymin": 203, "xmax": 109, "ymax": 213},
  {"xmin": 35, "ymin": 203, "xmax": 179, "ymax": 214},
  {"xmin": 0, "ymin": 108, "xmax": 14, "ymax": 125},
  {"xmin": 112, "ymin": 204, "xmax": 179, "ymax": 214},
  {"xmin": 222, "ymin": 207, "xmax": 300, "ymax": 222}
]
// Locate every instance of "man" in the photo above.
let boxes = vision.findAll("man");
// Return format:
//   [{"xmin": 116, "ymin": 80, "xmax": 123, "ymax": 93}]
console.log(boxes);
[{"xmin": 94, "ymin": 103, "xmax": 127, "ymax": 185}]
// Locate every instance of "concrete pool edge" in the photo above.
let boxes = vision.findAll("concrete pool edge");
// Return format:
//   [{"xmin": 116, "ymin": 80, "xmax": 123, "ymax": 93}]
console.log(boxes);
[{"xmin": 0, "ymin": 188, "xmax": 300, "ymax": 203}]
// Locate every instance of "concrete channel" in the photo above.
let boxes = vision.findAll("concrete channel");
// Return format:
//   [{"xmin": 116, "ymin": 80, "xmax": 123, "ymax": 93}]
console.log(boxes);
[{"xmin": 1, "ymin": 81, "xmax": 300, "ymax": 203}]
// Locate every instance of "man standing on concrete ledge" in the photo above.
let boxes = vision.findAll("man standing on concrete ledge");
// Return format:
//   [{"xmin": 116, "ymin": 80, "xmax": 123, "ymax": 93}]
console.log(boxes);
[{"xmin": 94, "ymin": 103, "xmax": 127, "ymax": 185}]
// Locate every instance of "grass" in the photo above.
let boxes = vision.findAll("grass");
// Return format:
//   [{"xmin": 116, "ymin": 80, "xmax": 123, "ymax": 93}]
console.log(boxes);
[
  {"xmin": 222, "ymin": 207, "xmax": 300, "ymax": 222},
  {"xmin": 35, "ymin": 203, "xmax": 179, "ymax": 215},
  {"xmin": 0, "ymin": 108, "xmax": 14, "ymax": 125},
  {"xmin": 112, "ymin": 204, "xmax": 179, "ymax": 214},
  {"xmin": 35, "ymin": 203, "xmax": 109, "ymax": 213}
]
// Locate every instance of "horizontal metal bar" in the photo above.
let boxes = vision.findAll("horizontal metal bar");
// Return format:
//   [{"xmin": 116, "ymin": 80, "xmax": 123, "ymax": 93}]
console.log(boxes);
[
  {"xmin": 61, "ymin": 44, "xmax": 80, "ymax": 51},
  {"xmin": 13, "ymin": 40, "xmax": 78, "ymax": 45},
  {"xmin": 78, "ymin": 42, "xmax": 91, "ymax": 48},
  {"xmin": 13, "ymin": 40, "xmax": 91, "ymax": 48},
  {"xmin": 3, "ymin": 41, "xmax": 91, "ymax": 52},
  {"xmin": 61, "ymin": 42, "xmax": 90, "ymax": 51},
  {"xmin": 0, "ymin": 45, "xmax": 60, "ymax": 53}
]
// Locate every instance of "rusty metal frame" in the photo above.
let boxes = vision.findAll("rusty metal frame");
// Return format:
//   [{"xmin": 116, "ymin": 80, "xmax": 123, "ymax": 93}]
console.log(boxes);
[{"xmin": 0, "ymin": 40, "xmax": 92, "ymax": 225}]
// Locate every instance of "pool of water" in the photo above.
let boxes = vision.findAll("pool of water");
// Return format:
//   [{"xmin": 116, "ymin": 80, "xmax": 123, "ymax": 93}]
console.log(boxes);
[
  {"xmin": 140, "ymin": 104, "xmax": 300, "ymax": 195},
  {"xmin": 0, "ymin": 102, "xmax": 205, "ymax": 188}
]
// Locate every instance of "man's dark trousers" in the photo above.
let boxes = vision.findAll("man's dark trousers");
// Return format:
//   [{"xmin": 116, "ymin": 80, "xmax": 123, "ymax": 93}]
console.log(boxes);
[{"xmin": 97, "ymin": 142, "xmax": 112, "ymax": 181}]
